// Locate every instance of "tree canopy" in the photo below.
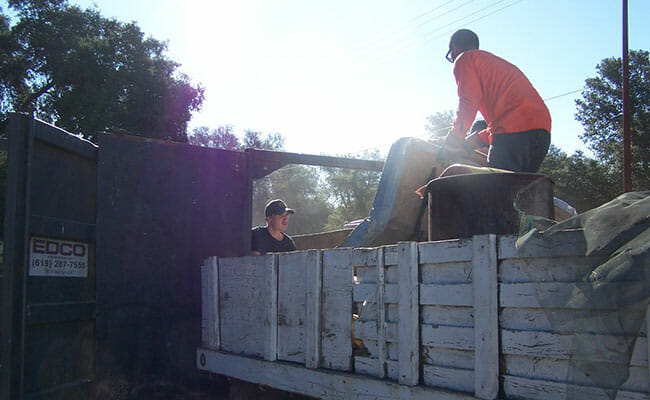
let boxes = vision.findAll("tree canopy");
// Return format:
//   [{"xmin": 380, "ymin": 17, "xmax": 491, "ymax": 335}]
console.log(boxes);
[
  {"xmin": 575, "ymin": 49, "xmax": 650, "ymax": 191},
  {"xmin": 0, "ymin": 0, "xmax": 204, "ymax": 142}
]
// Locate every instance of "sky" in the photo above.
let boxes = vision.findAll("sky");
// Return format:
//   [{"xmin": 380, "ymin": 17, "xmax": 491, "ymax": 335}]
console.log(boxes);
[{"xmin": 7, "ymin": 0, "xmax": 650, "ymax": 157}]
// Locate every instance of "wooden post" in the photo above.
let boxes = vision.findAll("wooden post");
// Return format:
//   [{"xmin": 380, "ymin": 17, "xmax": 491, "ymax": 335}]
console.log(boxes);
[
  {"xmin": 265, "ymin": 254, "xmax": 279, "ymax": 361},
  {"xmin": 647, "ymin": 304, "xmax": 649, "ymax": 384},
  {"xmin": 201, "ymin": 256, "xmax": 220, "ymax": 350},
  {"xmin": 305, "ymin": 250, "xmax": 322, "ymax": 369},
  {"xmin": 398, "ymin": 242, "xmax": 419, "ymax": 386},
  {"xmin": 472, "ymin": 235, "xmax": 498, "ymax": 399},
  {"xmin": 376, "ymin": 247, "xmax": 387, "ymax": 379}
]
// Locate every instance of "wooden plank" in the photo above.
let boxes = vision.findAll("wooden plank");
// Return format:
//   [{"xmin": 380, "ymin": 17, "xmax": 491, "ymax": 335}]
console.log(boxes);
[
  {"xmin": 321, "ymin": 248, "xmax": 353, "ymax": 371},
  {"xmin": 200, "ymin": 256, "xmax": 220, "ymax": 349},
  {"xmin": 354, "ymin": 283, "xmax": 398, "ymax": 304},
  {"xmin": 277, "ymin": 251, "xmax": 309, "ymax": 364},
  {"xmin": 201, "ymin": 259, "xmax": 211, "ymax": 347},
  {"xmin": 472, "ymin": 234, "xmax": 498, "ymax": 399},
  {"xmin": 354, "ymin": 355, "xmax": 400, "ymax": 382},
  {"xmin": 197, "ymin": 349, "xmax": 475, "ymax": 400},
  {"xmin": 502, "ymin": 329, "xmax": 648, "ymax": 366},
  {"xmin": 420, "ymin": 283, "xmax": 473, "ymax": 306},
  {"xmin": 422, "ymin": 347, "xmax": 474, "ymax": 370},
  {"xmin": 498, "ymin": 256, "xmax": 603, "ymax": 283},
  {"xmin": 422, "ymin": 364, "xmax": 474, "ymax": 394},
  {"xmin": 266, "ymin": 254, "xmax": 279, "ymax": 361},
  {"xmin": 421, "ymin": 305, "xmax": 473, "ymax": 328},
  {"xmin": 421, "ymin": 261, "xmax": 473, "ymax": 284},
  {"xmin": 305, "ymin": 250, "xmax": 322, "ymax": 369},
  {"xmin": 418, "ymin": 239, "xmax": 473, "ymax": 264},
  {"xmin": 247, "ymin": 148, "xmax": 384, "ymax": 179},
  {"xmin": 498, "ymin": 230, "xmax": 590, "ymax": 259},
  {"xmin": 384, "ymin": 246, "xmax": 398, "ymax": 266},
  {"xmin": 500, "ymin": 308, "xmax": 644, "ymax": 335},
  {"xmin": 421, "ymin": 324, "xmax": 474, "ymax": 351},
  {"xmin": 376, "ymin": 247, "xmax": 387, "ymax": 379},
  {"xmin": 351, "ymin": 248, "xmax": 378, "ymax": 267},
  {"xmin": 503, "ymin": 375, "xmax": 648, "ymax": 400},
  {"xmin": 398, "ymin": 242, "xmax": 419, "ymax": 386},
  {"xmin": 218, "ymin": 255, "xmax": 272, "ymax": 357},
  {"xmin": 500, "ymin": 282, "xmax": 626, "ymax": 309},
  {"xmin": 504, "ymin": 354, "xmax": 650, "ymax": 393}
]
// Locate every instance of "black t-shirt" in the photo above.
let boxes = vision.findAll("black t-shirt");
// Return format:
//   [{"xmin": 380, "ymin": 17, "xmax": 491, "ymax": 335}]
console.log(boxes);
[{"xmin": 251, "ymin": 226, "xmax": 296, "ymax": 254}]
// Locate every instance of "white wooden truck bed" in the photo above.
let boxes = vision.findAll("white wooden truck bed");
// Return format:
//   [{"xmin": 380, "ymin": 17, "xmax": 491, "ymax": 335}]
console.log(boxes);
[{"xmin": 197, "ymin": 231, "xmax": 649, "ymax": 399}]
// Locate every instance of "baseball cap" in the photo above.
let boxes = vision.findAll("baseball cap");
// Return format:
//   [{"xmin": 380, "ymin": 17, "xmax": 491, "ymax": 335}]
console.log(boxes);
[{"xmin": 265, "ymin": 199, "xmax": 295, "ymax": 217}]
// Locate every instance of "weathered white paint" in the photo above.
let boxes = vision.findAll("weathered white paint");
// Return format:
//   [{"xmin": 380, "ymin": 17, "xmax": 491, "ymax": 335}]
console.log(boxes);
[
  {"xmin": 472, "ymin": 234, "xmax": 498, "ymax": 399},
  {"xmin": 502, "ymin": 375, "xmax": 648, "ymax": 400},
  {"xmin": 504, "ymin": 354, "xmax": 650, "ymax": 393},
  {"xmin": 197, "ymin": 349, "xmax": 476, "ymax": 400},
  {"xmin": 321, "ymin": 248, "xmax": 353, "ymax": 371},
  {"xmin": 422, "ymin": 364, "xmax": 474, "ymax": 394},
  {"xmin": 199, "ymin": 231, "xmax": 649, "ymax": 399},
  {"xmin": 498, "ymin": 256, "xmax": 602, "ymax": 283},
  {"xmin": 421, "ymin": 261, "xmax": 473, "ymax": 284},
  {"xmin": 502, "ymin": 329, "xmax": 648, "ymax": 366},
  {"xmin": 200, "ymin": 256, "xmax": 219, "ymax": 349},
  {"xmin": 421, "ymin": 305, "xmax": 473, "ymax": 328},
  {"xmin": 421, "ymin": 324, "xmax": 473, "ymax": 350},
  {"xmin": 376, "ymin": 247, "xmax": 387, "ymax": 378},
  {"xmin": 398, "ymin": 241, "xmax": 419, "ymax": 386},
  {"xmin": 500, "ymin": 282, "xmax": 611, "ymax": 309},
  {"xmin": 265, "ymin": 254, "xmax": 278, "ymax": 361},
  {"xmin": 500, "ymin": 308, "xmax": 644, "ymax": 335},
  {"xmin": 422, "ymin": 347, "xmax": 474, "ymax": 370},
  {"xmin": 420, "ymin": 283, "xmax": 473, "ymax": 306},
  {"xmin": 277, "ymin": 251, "xmax": 308, "ymax": 363},
  {"xmin": 305, "ymin": 249, "xmax": 322, "ymax": 369},
  {"xmin": 418, "ymin": 238, "xmax": 473, "ymax": 263},
  {"xmin": 354, "ymin": 282, "xmax": 398, "ymax": 304},
  {"xmin": 498, "ymin": 230, "xmax": 589, "ymax": 259},
  {"xmin": 218, "ymin": 255, "xmax": 272, "ymax": 357}
]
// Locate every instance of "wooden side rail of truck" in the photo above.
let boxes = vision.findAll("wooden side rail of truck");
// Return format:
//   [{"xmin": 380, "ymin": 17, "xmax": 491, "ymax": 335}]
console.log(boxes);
[{"xmin": 197, "ymin": 231, "xmax": 649, "ymax": 400}]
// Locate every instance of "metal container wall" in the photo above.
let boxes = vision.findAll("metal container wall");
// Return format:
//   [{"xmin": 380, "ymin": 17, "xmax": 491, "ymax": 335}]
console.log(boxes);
[{"xmin": 427, "ymin": 173, "xmax": 553, "ymax": 241}]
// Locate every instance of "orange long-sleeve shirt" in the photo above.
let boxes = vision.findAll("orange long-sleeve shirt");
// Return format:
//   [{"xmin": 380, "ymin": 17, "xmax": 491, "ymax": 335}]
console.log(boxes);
[{"xmin": 450, "ymin": 50, "xmax": 551, "ymax": 144}]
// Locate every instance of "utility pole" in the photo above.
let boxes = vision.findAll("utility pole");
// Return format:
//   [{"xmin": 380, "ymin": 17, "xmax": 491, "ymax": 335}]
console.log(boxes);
[{"xmin": 622, "ymin": 0, "xmax": 632, "ymax": 192}]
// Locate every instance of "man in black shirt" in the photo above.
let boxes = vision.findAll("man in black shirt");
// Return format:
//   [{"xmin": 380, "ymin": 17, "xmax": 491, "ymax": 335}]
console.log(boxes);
[{"xmin": 251, "ymin": 199, "xmax": 297, "ymax": 255}]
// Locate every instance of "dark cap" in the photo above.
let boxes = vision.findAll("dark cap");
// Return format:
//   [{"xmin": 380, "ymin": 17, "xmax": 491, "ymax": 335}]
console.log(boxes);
[
  {"xmin": 449, "ymin": 29, "xmax": 479, "ymax": 51},
  {"xmin": 265, "ymin": 199, "xmax": 295, "ymax": 217}
]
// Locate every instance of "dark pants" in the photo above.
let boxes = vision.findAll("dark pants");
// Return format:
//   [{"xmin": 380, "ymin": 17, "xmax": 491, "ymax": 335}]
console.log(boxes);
[{"xmin": 487, "ymin": 129, "xmax": 550, "ymax": 173}]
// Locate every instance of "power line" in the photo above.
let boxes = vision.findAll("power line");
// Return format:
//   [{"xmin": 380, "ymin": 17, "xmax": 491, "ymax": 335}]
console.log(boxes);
[
  {"xmin": 543, "ymin": 88, "xmax": 584, "ymax": 102},
  {"xmin": 370, "ymin": 0, "xmax": 522, "ymax": 65},
  {"xmin": 423, "ymin": 0, "xmax": 524, "ymax": 44}
]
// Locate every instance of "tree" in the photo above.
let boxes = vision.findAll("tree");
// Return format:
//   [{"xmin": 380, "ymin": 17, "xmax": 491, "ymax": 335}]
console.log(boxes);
[
  {"xmin": 323, "ymin": 150, "xmax": 383, "ymax": 231},
  {"xmin": 188, "ymin": 126, "xmax": 331, "ymax": 235},
  {"xmin": 538, "ymin": 145, "xmax": 619, "ymax": 213},
  {"xmin": 1, "ymin": 0, "xmax": 204, "ymax": 142},
  {"xmin": 575, "ymin": 50, "xmax": 650, "ymax": 190},
  {"xmin": 425, "ymin": 110, "xmax": 454, "ymax": 140}
]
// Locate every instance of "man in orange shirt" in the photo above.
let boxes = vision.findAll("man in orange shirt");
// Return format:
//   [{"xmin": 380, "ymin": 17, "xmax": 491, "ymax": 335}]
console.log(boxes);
[{"xmin": 443, "ymin": 29, "xmax": 551, "ymax": 173}]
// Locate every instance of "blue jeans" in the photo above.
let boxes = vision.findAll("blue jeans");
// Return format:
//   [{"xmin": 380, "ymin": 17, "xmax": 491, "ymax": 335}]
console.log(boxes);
[{"xmin": 487, "ymin": 129, "xmax": 550, "ymax": 173}]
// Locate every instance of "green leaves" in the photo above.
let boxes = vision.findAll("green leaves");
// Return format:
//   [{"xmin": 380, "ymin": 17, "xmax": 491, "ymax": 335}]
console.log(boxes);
[
  {"xmin": 575, "ymin": 50, "xmax": 650, "ymax": 191},
  {"xmin": 1, "ymin": 0, "xmax": 204, "ymax": 143}
]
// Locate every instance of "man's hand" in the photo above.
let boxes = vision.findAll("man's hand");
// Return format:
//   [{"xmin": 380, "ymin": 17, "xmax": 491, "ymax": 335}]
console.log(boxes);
[
  {"xmin": 443, "ymin": 133, "xmax": 474, "ymax": 155},
  {"xmin": 442, "ymin": 133, "xmax": 465, "ymax": 152}
]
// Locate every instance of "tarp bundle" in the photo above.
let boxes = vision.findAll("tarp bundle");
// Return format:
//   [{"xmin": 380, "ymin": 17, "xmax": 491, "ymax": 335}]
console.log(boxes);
[{"xmin": 516, "ymin": 191, "xmax": 650, "ymax": 399}]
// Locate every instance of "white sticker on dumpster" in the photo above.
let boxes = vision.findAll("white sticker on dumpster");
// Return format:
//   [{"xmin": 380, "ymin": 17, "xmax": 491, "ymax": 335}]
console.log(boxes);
[{"xmin": 28, "ymin": 237, "xmax": 88, "ymax": 278}]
